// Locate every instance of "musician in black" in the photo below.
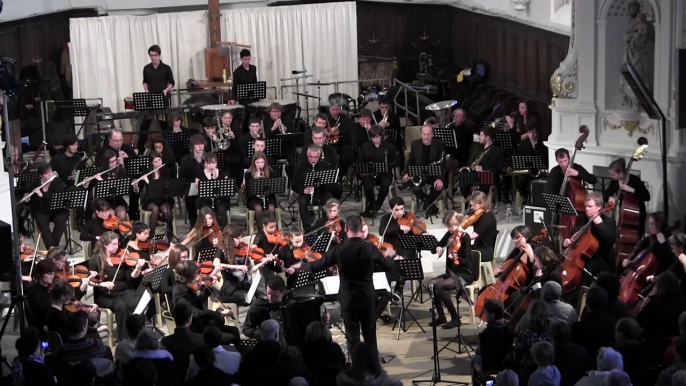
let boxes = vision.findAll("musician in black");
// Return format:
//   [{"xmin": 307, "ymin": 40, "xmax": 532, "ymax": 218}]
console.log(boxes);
[
  {"xmin": 326, "ymin": 101, "xmax": 354, "ymax": 143},
  {"xmin": 430, "ymin": 210, "xmax": 474, "ymax": 329},
  {"xmin": 87, "ymin": 149, "xmax": 129, "ymax": 220},
  {"xmin": 359, "ymin": 125, "xmax": 399, "ymax": 217},
  {"xmin": 244, "ymin": 151, "xmax": 277, "ymax": 217},
  {"xmin": 504, "ymin": 100, "xmax": 540, "ymax": 148},
  {"xmin": 562, "ymin": 192, "xmax": 617, "ymax": 278},
  {"xmin": 229, "ymin": 49, "xmax": 258, "ymax": 106},
  {"xmin": 172, "ymin": 260, "xmax": 239, "ymax": 344},
  {"xmin": 212, "ymin": 224, "xmax": 250, "ymax": 305},
  {"xmin": 353, "ymin": 109, "xmax": 374, "ymax": 147},
  {"xmin": 50, "ymin": 134, "xmax": 85, "ymax": 188},
  {"xmin": 133, "ymin": 151, "xmax": 174, "ymax": 236},
  {"xmin": 378, "ymin": 196, "xmax": 415, "ymax": 300},
  {"xmin": 239, "ymin": 118, "xmax": 265, "ymax": 164},
  {"xmin": 446, "ymin": 108, "xmax": 474, "ymax": 170},
  {"xmin": 468, "ymin": 191, "xmax": 499, "ymax": 263},
  {"xmin": 311, "ymin": 126, "xmax": 339, "ymax": 166},
  {"xmin": 179, "ymin": 134, "xmax": 206, "ymax": 225},
  {"xmin": 543, "ymin": 148, "xmax": 597, "ymax": 195},
  {"xmin": 80, "ymin": 199, "xmax": 112, "ymax": 253},
  {"xmin": 459, "ymin": 126, "xmax": 507, "ymax": 200},
  {"xmin": 219, "ymin": 110, "xmax": 243, "ymax": 180},
  {"xmin": 403, "ymin": 124, "xmax": 446, "ymax": 214},
  {"xmin": 262, "ymin": 102, "xmax": 293, "ymax": 139},
  {"xmin": 374, "ymin": 97, "xmax": 402, "ymax": 161},
  {"xmin": 26, "ymin": 164, "xmax": 69, "ymax": 249},
  {"xmin": 242, "ymin": 276, "xmax": 287, "ymax": 340},
  {"xmin": 604, "ymin": 158, "xmax": 650, "ymax": 233},
  {"xmin": 303, "ymin": 113, "xmax": 337, "ymax": 148},
  {"xmin": 622, "ymin": 211, "xmax": 674, "ymax": 276},
  {"xmin": 528, "ymin": 246, "xmax": 562, "ymax": 289},
  {"xmin": 140, "ymin": 44, "xmax": 175, "ymax": 152},
  {"xmin": 163, "ymin": 112, "xmax": 190, "ymax": 134},
  {"xmin": 293, "ymin": 145, "xmax": 342, "ymax": 230},
  {"xmin": 311, "ymin": 198, "xmax": 347, "ymax": 246},
  {"xmin": 493, "ymin": 226, "xmax": 536, "ymax": 283},
  {"xmin": 514, "ymin": 121, "xmax": 549, "ymax": 203},
  {"xmin": 195, "ymin": 152, "xmax": 231, "ymax": 229},
  {"xmin": 150, "ymin": 138, "xmax": 178, "ymax": 176},
  {"xmin": 95, "ymin": 129, "xmax": 139, "ymax": 219},
  {"xmin": 308, "ymin": 215, "xmax": 393, "ymax": 349},
  {"xmin": 251, "ymin": 213, "xmax": 285, "ymax": 282}
]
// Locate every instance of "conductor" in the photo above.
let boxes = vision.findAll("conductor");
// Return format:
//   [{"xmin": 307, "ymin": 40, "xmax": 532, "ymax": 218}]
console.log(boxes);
[{"xmin": 308, "ymin": 215, "xmax": 393, "ymax": 349}]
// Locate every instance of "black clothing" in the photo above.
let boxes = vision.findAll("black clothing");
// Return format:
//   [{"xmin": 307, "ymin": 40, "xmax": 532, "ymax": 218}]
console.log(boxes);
[
  {"xmin": 603, "ymin": 173, "xmax": 651, "ymax": 233},
  {"xmin": 80, "ymin": 218, "xmax": 107, "ymax": 245},
  {"xmin": 309, "ymin": 237, "xmax": 393, "ymax": 349},
  {"xmin": 437, "ymin": 232, "xmax": 474, "ymax": 277},
  {"xmin": 188, "ymin": 366, "xmax": 234, "ymax": 385},
  {"xmin": 570, "ymin": 214, "xmax": 617, "ymax": 276},
  {"xmin": 138, "ymin": 165, "xmax": 173, "ymax": 207},
  {"xmin": 195, "ymin": 168, "xmax": 231, "ymax": 228},
  {"xmin": 160, "ymin": 267, "xmax": 175, "ymax": 305},
  {"xmin": 143, "ymin": 61, "xmax": 175, "ymax": 93},
  {"xmin": 543, "ymin": 163, "xmax": 597, "ymax": 194},
  {"xmin": 29, "ymin": 177, "xmax": 68, "ymax": 248},
  {"xmin": 406, "ymin": 138, "xmax": 446, "ymax": 207},
  {"xmin": 235, "ymin": 340, "xmax": 281, "ymax": 386},
  {"xmin": 628, "ymin": 234, "xmax": 675, "ymax": 276},
  {"xmin": 238, "ymin": 134, "xmax": 261, "ymax": 165},
  {"xmin": 432, "ymin": 232, "xmax": 474, "ymax": 320},
  {"xmin": 231, "ymin": 64, "xmax": 258, "ymax": 103},
  {"xmin": 472, "ymin": 211, "xmax": 498, "ymax": 262},
  {"xmin": 172, "ymin": 281, "xmax": 240, "ymax": 344},
  {"xmin": 242, "ymin": 297, "xmax": 272, "ymax": 339},
  {"xmin": 636, "ymin": 295, "xmax": 686, "ymax": 339},
  {"xmin": 160, "ymin": 326, "xmax": 205, "ymax": 382},
  {"xmin": 572, "ymin": 310, "xmax": 618, "ymax": 355},
  {"xmin": 293, "ymin": 160, "xmax": 342, "ymax": 230},
  {"xmin": 26, "ymin": 282, "xmax": 52, "ymax": 330},
  {"xmin": 261, "ymin": 115, "xmax": 295, "ymax": 140},
  {"xmin": 378, "ymin": 214, "xmax": 412, "ymax": 259},
  {"xmin": 613, "ymin": 341, "xmax": 659, "ymax": 385},
  {"xmin": 554, "ymin": 342, "xmax": 594, "ymax": 386},
  {"xmin": 51, "ymin": 151, "xmax": 85, "ymax": 187},
  {"xmin": 215, "ymin": 248, "xmax": 249, "ymax": 304},
  {"xmin": 514, "ymin": 139, "xmax": 549, "ymax": 197},
  {"xmin": 90, "ymin": 165, "xmax": 129, "ymax": 212},
  {"xmin": 244, "ymin": 170, "xmax": 278, "ymax": 211},
  {"xmin": 460, "ymin": 143, "xmax": 507, "ymax": 198},
  {"xmin": 12, "ymin": 358, "xmax": 56, "ymax": 386},
  {"xmin": 252, "ymin": 230, "xmax": 284, "ymax": 282},
  {"xmin": 302, "ymin": 340, "xmax": 346, "ymax": 386},
  {"xmin": 311, "ymin": 216, "xmax": 348, "ymax": 247},
  {"xmin": 502, "ymin": 247, "xmax": 536, "ymax": 284},
  {"xmin": 179, "ymin": 153, "xmax": 204, "ymax": 225},
  {"xmin": 359, "ymin": 141, "xmax": 399, "ymax": 210},
  {"xmin": 94, "ymin": 143, "xmax": 136, "ymax": 167},
  {"xmin": 447, "ymin": 123, "xmax": 474, "ymax": 168}
]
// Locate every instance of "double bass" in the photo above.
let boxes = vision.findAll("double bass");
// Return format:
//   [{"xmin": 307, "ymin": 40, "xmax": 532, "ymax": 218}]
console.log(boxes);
[
  {"xmin": 474, "ymin": 229, "xmax": 548, "ymax": 321},
  {"xmin": 614, "ymin": 138, "xmax": 649, "ymax": 269},
  {"xmin": 551, "ymin": 126, "xmax": 590, "ymax": 250}
]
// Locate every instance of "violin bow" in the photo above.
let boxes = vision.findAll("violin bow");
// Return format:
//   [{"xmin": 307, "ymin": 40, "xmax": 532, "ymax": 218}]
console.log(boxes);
[
  {"xmin": 111, "ymin": 243, "xmax": 133, "ymax": 287},
  {"xmin": 379, "ymin": 204, "xmax": 398, "ymax": 244},
  {"xmin": 27, "ymin": 233, "xmax": 43, "ymax": 278}
]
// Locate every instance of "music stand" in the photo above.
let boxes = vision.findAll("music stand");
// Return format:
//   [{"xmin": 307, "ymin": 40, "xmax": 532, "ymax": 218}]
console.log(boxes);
[
  {"xmin": 391, "ymin": 258, "xmax": 426, "ymax": 339},
  {"xmin": 277, "ymin": 133, "xmax": 303, "ymax": 149},
  {"xmin": 384, "ymin": 127, "xmax": 398, "ymax": 143},
  {"xmin": 197, "ymin": 247, "xmax": 218, "ymax": 263},
  {"xmin": 494, "ymin": 132, "xmax": 513, "ymax": 152},
  {"xmin": 294, "ymin": 268, "xmax": 327, "ymax": 291},
  {"xmin": 50, "ymin": 190, "xmax": 87, "ymax": 255},
  {"xmin": 236, "ymin": 81, "xmax": 267, "ymax": 101},
  {"xmin": 287, "ymin": 153, "xmax": 301, "ymax": 166},
  {"xmin": 338, "ymin": 146, "xmax": 358, "ymax": 163},
  {"xmin": 309, "ymin": 232, "xmax": 333, "ymax": 254},
  {"xmin": 399, "ymin": 234, "xmax": 438, "ymax": 304},
  {"xmin": 433, "ymin": 270, "xmax": 475, "ymax": 357},
  {"xmin": 163, "ymin": 131, "xmax": 193, "ymax": 162},
  {"xmin": 124, "ymin": 157, "xmax": 150, "ymax": 179},
  {"xmin": 407, "ymin": 165, "xmax": 444, "ymax": 180},
  {"xmin": 135, "ymin": 265, "xmax": 168, "ymax": 336},
  {"xmin": 248, "ymin": 176, "xmax": 287, "ymax": 203},
  {"xmin": 215, "ymin": 152, "xmax": 226, "ymax": 170},
  {"xmin": 198, "ymin": 179, "xmax": 236, "ymax": 200},
  {"xmin": 458, "ymin": 171, "xmax": 494, "ymax": 193},
  {"xmin": 509, "ymin": 155, "xmax": 545, "ymax": 173},
  {"xmin": 17, "ymin": 171, "xmax": 39, "ymax": 190},
  {"xmin": 247, "ymin": 138, "xmax": 280, "ymax": 158},
  {"xmin": 304, "ymin": 169, "xmax": 339, "ymax": 191},
  {"xmin": 434, "ymin": 128, "xmax": 457, "ymax": 148},
  {"xmin": 338, "ymin": 134, "xmax": 352, "ymax": 147},
  {"xmin": 54, "ymin": 99, "xmax": 89, "ymax": 137},
  {"xmin": 542, "ymin": 192, "xmax": 578, "ymax": 247},
  {"xmin": 133, "ymin": 92, "xmax": 166, "ymax": 111},
  {"xmin": 75, "ymin": 167, "xmax": 97, "ymax": 187},
  {"xmin": 94, "ymin": 179, "xmax": 132, "ymax": 205}
]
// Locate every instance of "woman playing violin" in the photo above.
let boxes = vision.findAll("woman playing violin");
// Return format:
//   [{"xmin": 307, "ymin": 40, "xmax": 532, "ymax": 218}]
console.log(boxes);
[
  {"xmin": 125, "ymin": 222, "xmax": 153, "ymax": 264},
  {"xmin": 46, "ymin": 279, "xmax": 108, "ymax": 342},
  {"xmin": 85, "ymin": 149, "xmax": 129, "ymax": 220},
  {"xmin": 251, "ymin": 212, "xmax": 285, "ymax": 281},
  {"xmin": 493, "ymin": 226, "xmax": 536, "ymax": 282},
  {"xmin": 276, "ymin": 227, "xmax": 315, "ymax": 292},
  {"xmin": 26, "ymin": 259, "xmax": 56, "ymax": 330},
  {"xmin": 429, "ymin": 211, "xmax": 475, "ymax": 329},
  {"xmin": 212, "ymin": 224, "xmax": 250, "ymax": 305},
  {"xmin": 46, "ymin": 247, "xmax": 92, "ymax": 300},
  {"xmin": 622, "ymin": 212, "xmax": 674, "ymax": 276},
  {"xmin": 26, "ymin": 163, "xmax": 68, "ymax": 249},
  {"xmin": 195, "ymin": 152, "xmax": 231, "ymax": 228},
  {"xmin": 80, "ymin": 199, "xmax": 115, "ymax": 254},
  {"xmin": 181, "ymin": 207, "xmax": 221, "ymax": 253},
  {"xmin": 88, "ymin": 231, "xmax": 151, "ymax": 342},
  {"xmin": 243, "ymin": 151, "xmax": 277, "ymax": 219},
  {"xmin": 134, "ymin": 151, "xmax": 174, "ymax": 237},
  {"xmin": 160, "ymin": 244, "xmax": 190, "ymax": 307},
  {"xmin": 467, "ymin": 191, "xmax": 498, "ymax": 264},
  {"xmin": 378, "ymin": 196, "xmax": 415, "ymax": 302},
  {"xmin": 311, "ymin": 198, "xmax": 347, "ymax": 245}
]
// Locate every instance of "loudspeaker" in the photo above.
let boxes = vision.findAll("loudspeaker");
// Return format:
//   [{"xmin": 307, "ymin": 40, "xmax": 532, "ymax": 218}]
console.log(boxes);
[
  {"xmin": 0, "ymin": 219, "xmax": 13, "ymax": 276},
  {"xmin": 529, "ymin": 179, "xmax": 548, "ymax": 208}
]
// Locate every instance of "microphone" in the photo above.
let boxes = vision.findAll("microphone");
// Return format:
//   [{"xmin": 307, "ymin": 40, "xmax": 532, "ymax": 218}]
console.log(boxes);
[{"xmin": 292, "ymin": 70, "xmax": 306, "ymax": 74}]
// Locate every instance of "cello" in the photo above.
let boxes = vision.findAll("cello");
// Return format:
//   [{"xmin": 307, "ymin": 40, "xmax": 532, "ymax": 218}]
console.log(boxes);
[
  {"xmin": 474, "ymin": 229, "xmax": 548, "ymax": 321},
  {"xmin": 614, "ymin": 138, "xmax": 649, "ymax": 269},
  {"xmin": 559, "ymin": 202, "xmax": 615, "ymax": 292},
  {"xmin": 551, "ymin": 126, "xmax": 590, "ymax": 250}
]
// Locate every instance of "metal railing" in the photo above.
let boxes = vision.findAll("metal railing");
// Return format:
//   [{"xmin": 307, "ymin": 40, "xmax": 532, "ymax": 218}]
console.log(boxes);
[{"xmin": 391, "ymin": 79, "xmax": 421, "ymax": 127}]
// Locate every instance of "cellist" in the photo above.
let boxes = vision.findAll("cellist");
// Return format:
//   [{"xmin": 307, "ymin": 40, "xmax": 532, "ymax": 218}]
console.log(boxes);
[
  {"xmin": 646, "ymin": 232, "xmax": 686, "ymax": 297},
  {"xmin": 604, "ymin": 158, "xmax": 650, "ymax": 233},
  {"xmin": 621, "ymin": 212, "xmax": 674, "ymax": 275},
  {"xmin": 493, "ymin": 226, "xmax": 535, "ymax": 282},
  {"xmin": 543, "ymin": 148, "xmax": 597, "ymax": 194},
  {"xmin": 429, "ymin": 210, "xmax": 474, "ymax": 329}
]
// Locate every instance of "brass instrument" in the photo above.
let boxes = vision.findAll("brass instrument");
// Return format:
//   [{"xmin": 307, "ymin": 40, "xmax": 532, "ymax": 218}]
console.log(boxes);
[
  {"xmin": 404, "ymin": 152, "xmax": 450, "ymax": 188},
  {"xmin": 215, "ymin": 115, "xmax": 230, "ymax": 151},
  {"xmin": 276, "ymin": 118, "xmax": 286, "ymax": 134},
  {"xmin": 505, "ymin": 167, "xmax": 549, "ymax": 178},
  {"xmin": 459, "ymin": 147, "xmax": 490, "ymax": 173}
]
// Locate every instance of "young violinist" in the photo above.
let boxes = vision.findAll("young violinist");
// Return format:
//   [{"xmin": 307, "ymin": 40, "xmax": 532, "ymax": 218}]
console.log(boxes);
[
  {"xmin": 47, "ymin": 247, "xmax": 92, "ymax": 300},
  {"xmin": 379, "ymin": 196, "xmax": 413, "ymax": 301},
  {"xmin": 80, "ymin": 199, "xmax": 115, "ymax": 254},
  {"xmin": 195, "ymin": 151, "xmax": 231, "ymax": 228},
  {"xmin": 358, "ymin": 125, "xmax": 399, "ymax": 217},
  {"xmin": 251, "ymin": 213, "xmax": 284, "ymax": 281},
  {"xmin": 26, "ymin": 163, "xmax": 68, "ymax": 248},
  {"xmin": 604, "ymin": 157, "xmax": 650, "ymax": 233},
  {"xmin": 47, "ymin": 279, "xmax": 107, "ymax": 342},
  {"xmin": 160, "ymin": 244, "xmax": 189, "ymax": 306},
  {"xmin": 278, "ymin": 227, "xmax": 314, "ymax": 292},
  {"xmin": 88, "ymin": 231, "xmax": 151, "ymax": 341},
  {"xmin": 135, "ymin": 151, "xmax": 174, "ymax": 236},
  {"xmin": 212, "ymin": 224, "xmax": 250, "ymax": 305},
  {"xmin": 26, "ymin": 259, "xmax": 56, "ymax": 330},
  {"xmin": 468, "ymin": 191, "xmax": 499, "ymax": 263},
  {"xmin": 172, "ymin": 260, "xmax": 239, "ymax": 344},
  {"xmin": 88, "ymin": 148, "xmax": 129, "ymax": 220},
  {"xmin": 493, "ymin": 226, "xmax": 536, "ymax": 282},
  {"xmin": 430, "ymin": 210, "xmax": 475, "ymax": 329},
  {"xmin": 125, "ymin": 222, "xmax": 152, "ymax": 264},
  {"xmin": 244, "ymin": 151, "xmax": 277, "ymax": 218},
  {"xmin": 622, "ymin": 211, "xmax": 674, "ymax": 275},
  {"xmin": 179, "ymin": 134, "xmax": 206, "ymax": 225},
  {"xmin": 311, "ymin": 198, "xmax": 347, "ymax": 246},
  {"xmin": 181, "ymin": 207, "xmax": 221, "ymax": 253}
]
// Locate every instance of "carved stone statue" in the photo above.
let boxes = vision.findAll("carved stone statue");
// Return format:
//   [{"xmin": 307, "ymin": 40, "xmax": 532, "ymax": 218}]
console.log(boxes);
[{"xmin": 620, "ymin": 1, "xmax": 654, "ymax": 110}]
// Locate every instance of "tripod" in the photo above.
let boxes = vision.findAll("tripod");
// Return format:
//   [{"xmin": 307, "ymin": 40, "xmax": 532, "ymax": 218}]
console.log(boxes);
[
  {"xmin": 435, "ymin": 272, "xmax": 475, "ymax": 357},
  {"xmin": 413, "ymin": 284, "xmax": 468, "ymax": 385}
]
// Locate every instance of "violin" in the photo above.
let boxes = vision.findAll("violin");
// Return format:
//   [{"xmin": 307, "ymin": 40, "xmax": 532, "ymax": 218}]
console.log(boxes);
[
  {"xmin": 111, "ymin": 250, "xmax": 146, "ymax": 267},
  {"xmin": 202, "ymin": 224, "xmax": 221, "ymax": 245},
  {"xmin": 56, "ymin": 264, "xmax": 92, "ymax": 288},
  {"xmin": 266, "ymin": 230, "xmax": 290, "ymax": 246},
  {"xmin": 20, "ymin": 246, "xmax": 47, "ymax": 261},
  {"xmin": 234, "ymin": 242, "xmax": 249, "ymax": 256},
  {"xmin": 188, "ymin": 275, "xmax": 214, "ymax": 292},
  {"xmin": 198, "ymin": 261, "xmax": 215, "ymax": 275},
  {"xmin": 247, "ymin": 246, "xmax": 269, "ymax": 261},
  {"xmin": 366, "ymin": 233, "xmax": 394, "ymax": 256},
  {"xmin": 103, "ymin": 215, "xmax": 133, "ymax": 233},
  {"xmin": 397, "ymin": 212, "xmax": 427, "ymax": 235},
  {"xmin": 64, "ymin": 298, "xmax": 92, "ymax": 313},
  {"xmin": 293, "ymin": 244, "xmax": 322, "ymax": 262},
  {"xmin": 138, "ymin": 238, "xmax": 170, "ymax": 252},
  {"xmin": 450, "ymin": 209, "xmax": 485, "ymax": 257}
]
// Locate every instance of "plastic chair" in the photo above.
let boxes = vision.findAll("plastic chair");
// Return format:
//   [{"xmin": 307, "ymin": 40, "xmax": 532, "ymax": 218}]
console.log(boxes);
[
  {"xmin": 139, "ymin": 206, "xmax": 178, "ymax": 238},
  {"xmin": 247, "ymin": 208, "xmax": 282, "ymax": 235},
  {"xmin": 103, "ymin": 308, "xmax": 115, "ymax": 348},
  {"xmin": 479, "ymin": 230, "xmax": 500, "ymax": 286},
  {"xmin": 465, "ymin": 250, "xmax": 484, "ymax": 324}
]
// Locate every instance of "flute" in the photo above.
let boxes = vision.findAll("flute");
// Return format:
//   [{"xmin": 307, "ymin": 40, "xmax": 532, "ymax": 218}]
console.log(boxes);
[
  {"xmin": 19, "ymin": 174, "xmax": 57, "ymax": 203},
  {"xmin": 75, "ymin": 164, "xmax": 120, "ymax": 188},
  {"xmin": 131, "ymin": 164, "xmax": 165, "ymax": 186}
]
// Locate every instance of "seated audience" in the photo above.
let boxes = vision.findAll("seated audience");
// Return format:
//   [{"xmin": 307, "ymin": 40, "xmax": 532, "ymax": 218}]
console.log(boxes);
[
  {"xmin": 131, "ymin": 329, "xmax": 176, "ymax": 385},
  {"xmin": 302, "ymin": 321, "xmax": 346, "ymax": 385},
  {"xmin": 672, "ymin": 370, "xmax": 686, "ymax": 385},
  {"xmin": 572, "ymin": 287, "xmax": 618, "ymax": 356},
  {"xmin": 528, "ymin": 341, "xmax": 561, "ymax": 386},
  {"xmin": 336, "ymin": 342, "xmax": 402, "ymax": 386},
  {"xmin": 122, "ymin": 357, "xmax": 158, "ymax": 386},
  {"xmin": 114, "ymin": 314, "xmax": 146, "ymax": 377},
  {"xmin": 515, "ymin": 300, "xmax": 552, "ymax": 353},
  {"xmin": 186, "ymin": 345, "xmax": 233, "ymax": 385},
  {"xmin": 236, "ymin": 320, "xmax": 284, "ymax": 385},
  {"xmin": 574, "ymin": 347, "xmax": 624, "ymax": 386},
  {"xmin": 516, "ymin": 282, "xmax": 577, "ymax": 333},
  {"xmin": 186, "ymin": 326, "xmax": 241, "ymax": 380},
  {"xmin": 550, "ymin": 321, "xmax": 593, "ymax": 386},
  {"xmin": 72, "ymin": 360, "xmax": 97, "ymax": 386},
  {"xmin": 604, "ymin": 369, "xmax": 632, "ymax": 386},
  {"xmin": 496, "ymin": 369, "xmax": 520, "ymax": 386},
  {"xmin": 11, "ymin": 327, "xmax": 56, "ymax": 386},
  {"xmin": 160, "ymin": 303, "xmax": 205, "ymax": 382},
  {"xmin": 664, "ymin": 311, "xmax": 686, "ymax": 367},
  {"xmin": 636, "ymin": 271, "xmax": 686, "ymax": 340},
  {"xmin": 656, "ymin": 336, "xmax": 686, "ymax": 386},
  {"xmin": 581, "ymin": 273, "xmax": 629, "ymax": 320},
  {"xmin": 612, "ymin": 317, "xmax": 659, "ymax": 384},
  {"xmin": 57, "ymin": 310, "xmax": 115, "ymax": 378},
  {"xmin": 473, "ymin": 299, "xmax": 514, "ymax": 375}
]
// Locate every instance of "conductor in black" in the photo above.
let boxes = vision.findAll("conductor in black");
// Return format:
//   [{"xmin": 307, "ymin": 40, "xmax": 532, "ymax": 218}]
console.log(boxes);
[{"xmin": 308, "ymin": 215, "xmax": 393, "ymax": 349}]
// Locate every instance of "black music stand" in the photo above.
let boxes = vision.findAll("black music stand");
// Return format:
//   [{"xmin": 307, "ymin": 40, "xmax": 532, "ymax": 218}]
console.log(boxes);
[
  {"xmin": 248, "ymin": 177, "xmax": 287, "ymax": 205},
  {"xmin": 434, "ymin": 270, "xmax": 475, "ymax": 357},
  {"xmin": 50, "ymin": 190, "xmax": 87, "ymax": 255},
  {"xmin": 247, "ymin": 138, "xmax": 280, "ymax": 158},
  {"xmin": 434, "ymin": 128, "xmax": 457, "ymax": 148},
  {"xmin": 197, "ymin": 247, "xmax": 218, "ymax": 263},
  {"xmin": 133, "ymin": 92, "xmax": 166, "ymax": 110},
  {"xmin": 17, "ymin": 171, "xmax": 39, "ymax": 190},
  {"xmin": 198, "ymin": 179, "xmax": 236, "ymax": 199},
  {"xmin": 294, "ymin": 268, "xmax": 328, "ymax": 292},
  {"xmin": 509, "ymin": 155, "xmax": 545, "ymax": 174},
  {"xmin": 163, "ymin": 131, "xmax": 193, "ymax": 162},
  {"xmin": 277, "ymin": 133, "xmax": 303, "ymax": 149},
  {"xmin": 304, "ymin": 169, "xmax": 339, "ymax": 208},
  {"xmin": 287, "ymin": 153, "xmax": 301, "ymax": 166},
  {"xmin": 94, "ymin": 178, "xmax": 132, "ymax": 205},
  {"xmin": 354, "ymin": 162, "xmax": 390, "ymax": 176},
  {"xmin": 215, "ymin": 152, "xmax": 226, "ymax": 170},
  {"xmin": 124, "ymin": 157, "xmax": 150, "ymax": 179},
  {"xmin": 237, "ymin": 339, "xmax": 259, "ymax": 355},
  {"xmin": 308, "ymin": 232, "xmax": 333, "ymax": 254},
  {"xmin": 338, "ymin": 134, "xmax": 352, "ymax": 147},
  {"xmin": 75, "ymin": 167, "xmax": 97, "ymax": 187},
  {"xmin": 400, "ymin": 234, "xmax": 438, "ymax": 304},
  {"xmin": 135, "ymin": 265, "xmax": 168, "ymax": 336},
  {"xmin": 236, "ymin": 82, "xmax": 267, "ymax": 101},
  {"xmin": 53, "ymin": 99, "xmax": 89, "ymax": 137},
  {"xmin": 494, "ymin": 132, "xmax": 513, "ymax": 152},
  {"xmin": 542, "ymin": 192, "xmax": 578, "ymax": 246},
  {"xmin": 458, "ymin": 171, "xmax": 494, "ymax": 194},
  {"xmin": 391, "ymin": 258, "xmax": 426, "ymax": 339},
  {"xmin": 408, "ymin": 165, "xmax": 445, "ymax": 215},
  {"xmin": 384, "ymin": 127, "xmax": 398, "ymax": 143}
]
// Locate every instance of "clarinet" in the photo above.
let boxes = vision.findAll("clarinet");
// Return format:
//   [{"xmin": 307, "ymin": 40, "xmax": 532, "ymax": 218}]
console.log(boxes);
[{"xmin": 310, "ymin": 163, "xmax": 315, "ymax": 205}]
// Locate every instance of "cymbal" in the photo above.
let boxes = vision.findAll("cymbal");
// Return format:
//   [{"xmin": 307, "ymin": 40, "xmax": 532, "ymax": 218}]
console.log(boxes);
[
  {"xmin": 292, "ymin": 91, "xmax": 320, "ymax": 99},
  {"xmin": 307, "ymin": 82, "xmax": 333, "ymax": 86}
]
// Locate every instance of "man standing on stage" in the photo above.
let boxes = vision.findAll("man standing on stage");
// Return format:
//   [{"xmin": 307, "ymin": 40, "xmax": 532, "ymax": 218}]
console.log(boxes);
[
  {"xmin": 229, "ymin": 49, "xmax": 258, "ymax": 105},
  {"xmin": 308, "ymin": 215, "xmax": 393, "ymax": 349},
  {"xmin": 140, "ymin": 44, "xmax": 175, "ymax": 152}
]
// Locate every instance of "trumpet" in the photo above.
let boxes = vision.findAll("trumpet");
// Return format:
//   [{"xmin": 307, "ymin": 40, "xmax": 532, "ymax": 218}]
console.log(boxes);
[
  {"xmin": 276, "ymin": 118, "xmax": 286, "ymax": 134},
  {"xmin": 215, "ymin": 115, "xmax": 230, "ymax": 151},
  {"xmin": 19, "ymin": 174, "xmax": 58, "ymax": 203}
]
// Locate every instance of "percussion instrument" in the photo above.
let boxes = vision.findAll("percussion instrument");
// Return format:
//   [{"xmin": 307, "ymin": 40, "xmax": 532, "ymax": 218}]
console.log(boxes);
[{"xmin": 307, "ymin": 82, "xmax": 334, "ymax": 86}]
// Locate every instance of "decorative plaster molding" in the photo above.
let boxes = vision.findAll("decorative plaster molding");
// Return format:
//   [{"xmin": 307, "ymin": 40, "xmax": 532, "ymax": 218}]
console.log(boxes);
[
  {"xmin": 510, "ymin": 0, "xmax": 530, "ymax": 15},
  {"xmin": 551, "ymin": 60, "xmax": 579, "ymax": 99},
  {"xmin": 602, "ymin": 117, "xmax": 654, "ymax": 136}
]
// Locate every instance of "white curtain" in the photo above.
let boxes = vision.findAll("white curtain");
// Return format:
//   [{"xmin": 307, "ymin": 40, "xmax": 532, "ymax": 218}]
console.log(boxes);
[{"xmin": 70, "ymin": 3, "xmax": 358, "ymax": 120}]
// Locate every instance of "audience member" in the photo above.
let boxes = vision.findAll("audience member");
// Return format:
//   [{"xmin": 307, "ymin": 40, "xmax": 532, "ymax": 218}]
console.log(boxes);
[
  {"xmin": 72, "ymin": 360, "xmax": 97, "ymax": 386},
  {"xmin": 582, "ymin": 273, "xmax": 629, "ymax": 320},
  {"xmin": 236, "ymin": 320, "xmax": 283, "ymax": 385},
  {"xmin": 496, "ymin": 369, "xmax": 520, "ymax": 386},
  {"xmin": 515, "ymin": 300, "xmax": 552, "ymax": 353},
  {"xmin": 160, "ymin": 303, "xmax": 204, "ymax": 381},
  {"xmin": 122, "ymin": 357, "xmax": 158, "ymax": 386},
  {"xmin": 528, "ymin": 341, "xmax": 561, "ymax": 386},
  {"xmin": 574, "ymin": 347, "xmax": 624, "ymax": 386},
  {"xmin": 603, "ymin": 369, "xmax": 632, "ymax": 386},
  {"xmin": 114, "ymin": 314, "xmax": 146, "ymax": 374},
  {"xmin": 11, "ymin": 327, "xmax": 56, "ymax": 386},
  {"xmin": 271, "ymin": 345, "xmax": 311, "ymax": 386},
  {"xmin": 473, "ymin": 299, "xmax": 514, "ymax": 375},
  {"xmin": 187, "ymin": 326, "xmax": 241, "ymax": 380},
  {"xmin": 612, "ymin": 317, "xmax": 658, "ymax": 384},
  {"xmin": 336, "ymin": 342, "xmax": 402, "ymax": 386},
  {"xmin": 664, "ymin": 311, "xmax": 686, "ymax": 367},
  {"xmin": 656, "ymin": 336, "xmax": 686, "ymax": 386},
  {"xmin": 516, "ymin": 282, "xmax": 577, "ymax": 333},
  {"xmin": 636, "ymin": 271, "xmax": 686, "ymax": 339},
  {"xmin": 671, "ymin": 370, "xmax": 686, "ymax": 385},
  {"xmin": 302, "ymin": 321, "xmax": 346, "ymax": 386},
  {"xmin": 186, "ymin": 345, "xmax": 233, "ymax": 385},
  {"xmin": 550, "ymin": 321, "xmax": 593, "ymax": 386},
  {"xmin": 57, "ymin": 310, "xmax": 115, "ymax": 378},
  {"xmin": 572, "ymin": 287, "xmax": 618, "ymax": 355}
]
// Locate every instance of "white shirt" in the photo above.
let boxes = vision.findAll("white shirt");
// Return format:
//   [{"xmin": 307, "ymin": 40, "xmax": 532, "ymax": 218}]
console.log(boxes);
[{"xmin": 186, "ymin": 346, "xmax": 241, "ymax": 380}]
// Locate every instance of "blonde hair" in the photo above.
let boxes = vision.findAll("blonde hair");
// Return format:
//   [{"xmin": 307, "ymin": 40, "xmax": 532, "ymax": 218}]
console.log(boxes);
[
  {"xmin": 586, "ymin": 191, "xmax": 604, "ymax": 207},
  {"xmin": 442, "ymin": 210, "xmax": 464, "ymax": 227},
  {"xmin": 470, "ymin": 191, "xmax": 492, "ymax": 211},
  {"xmin": 325, "ymin": 198, "xmax": 340, "ymax": 212}
]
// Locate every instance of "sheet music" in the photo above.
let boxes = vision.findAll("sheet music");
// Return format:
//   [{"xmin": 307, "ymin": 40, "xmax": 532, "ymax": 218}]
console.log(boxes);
[
  {"xmin": 188, "ymin": 182, "xmax": 198, "ymax": 197},
  {"xmin": 134, "ymin": 288, "xmax": 153, "ymax": 315},
  {"xmin": 245, "ymin": 269, "xmax": 262, "ymax": 304},
  {"xmin": 319, "ymin": 272, "xmax": 390, "ymax": 295}
]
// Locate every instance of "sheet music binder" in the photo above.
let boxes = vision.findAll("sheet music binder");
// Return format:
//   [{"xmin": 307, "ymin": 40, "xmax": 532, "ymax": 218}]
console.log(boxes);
[{"xmin": 318, "ymin": 272, "xmax": 391, "ymax": 295}]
